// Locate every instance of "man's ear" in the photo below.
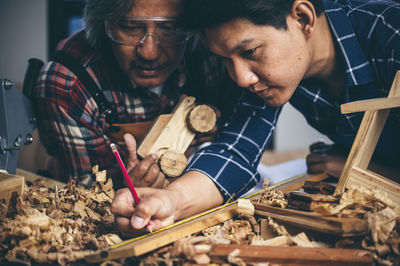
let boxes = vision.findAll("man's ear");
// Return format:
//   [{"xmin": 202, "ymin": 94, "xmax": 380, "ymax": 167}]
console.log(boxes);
[{"xmin": 290, "ymin": 0, "xmax": 317, "ymax": 38}]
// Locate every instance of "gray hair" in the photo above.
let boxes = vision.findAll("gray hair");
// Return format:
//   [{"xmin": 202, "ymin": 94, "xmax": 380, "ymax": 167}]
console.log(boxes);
[{"xmin": 84, "ymin": 0, "xmax": 134, "ymax": 51}]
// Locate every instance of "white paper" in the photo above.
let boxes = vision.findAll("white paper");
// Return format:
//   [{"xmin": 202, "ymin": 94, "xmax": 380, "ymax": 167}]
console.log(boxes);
[{"xmin": 242, "ymin": 158, "xmax": 307, "ymax": 197}]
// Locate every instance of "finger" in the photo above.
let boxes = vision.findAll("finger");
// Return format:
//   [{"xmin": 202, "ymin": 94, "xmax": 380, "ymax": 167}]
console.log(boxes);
[
  {"xmin": 111, "ymin": 188, "xmax": 135, "ymax": 217},
  {"xmin": 147, "ymin": 216, "xmax": 175, "ymax": 232},
  {"xmin": 214, "ymin": 107, "xmax": 221, "ymax": 119},
  {"xmin": 196, "ymin": 135, "xmax": 215, "ymax": 143},
  {"xmin": 130, "ymin": 188, "xmax": 174, "ymax": 229},
  {"xmin": 307, "ymin": 162, "xmax": 327, "ymax": 174},
  {"xmin": 145, "ymin": 164, "xmax": 166, "ymax": 188},
  {"xmin": 124, "ymin": 133, "xmax": 138, "ymax": 170},
  {"xmin": 306, "ymin": 153, "xmax": 326, "ymax": 166},
  {"xmin": 115, "ymin": 215, "xmax": 136, "ymax": 233},
  {"xmin": 131, "ymin": 154, "xmax": 158, "ymax": 186},
  {"xmin": 162, "ymin": 178, "xmax": 170, "ymax": 188}
]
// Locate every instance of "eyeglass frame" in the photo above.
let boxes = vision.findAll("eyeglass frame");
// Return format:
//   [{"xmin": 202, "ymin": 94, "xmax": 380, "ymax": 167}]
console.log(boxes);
[{"xmin": 104, "ymin": 16, "xmax": 192, "ymax": 47}]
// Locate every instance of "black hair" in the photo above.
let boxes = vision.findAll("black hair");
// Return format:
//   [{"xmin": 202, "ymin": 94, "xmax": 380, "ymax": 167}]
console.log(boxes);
[
  {"xmin": 181, "ymin": 0, "xmax": 324, "ymax": 31},
  {"xmin": 84, "ymin": 0, "xmax": 134, "ymax": 51}
]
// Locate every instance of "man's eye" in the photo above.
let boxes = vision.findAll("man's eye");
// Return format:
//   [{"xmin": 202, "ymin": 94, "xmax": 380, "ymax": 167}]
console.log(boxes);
[
  {"xmin": 242, "ymin": 47, "xmax": 259, "ymax": 57},
  {"xmin": 119, "ymin": 25, "xmax": 142, "ymax": 32}
]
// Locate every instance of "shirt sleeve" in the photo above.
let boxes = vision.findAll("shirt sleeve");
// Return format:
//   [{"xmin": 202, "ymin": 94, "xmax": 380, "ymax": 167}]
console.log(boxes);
[
  {"xmin": 34, "ymin": 61, "xmax": 115, "ymax": 179},
  {"xmin": 185, "ymin": 89, "xmax": 282, "ymax": 202}
]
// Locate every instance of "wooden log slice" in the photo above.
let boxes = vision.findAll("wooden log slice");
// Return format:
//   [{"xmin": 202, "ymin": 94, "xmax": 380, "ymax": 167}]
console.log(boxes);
[
  {"xmin": 187, "ymin": 105, "xmax": 217, "ymax": 133},
  {"xmin": 159, "ymin": 151, "xmax": 188, "ymax": 177}
]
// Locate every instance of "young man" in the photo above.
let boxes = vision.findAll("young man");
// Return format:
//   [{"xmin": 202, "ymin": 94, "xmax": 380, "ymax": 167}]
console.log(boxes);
[
  {"xmin": 34, "ymin": 0, "xmax": 237, "ymax": 187},
  {"xmin": 111, "ymin": 0, "xmax": 400, "ymax": 233}
]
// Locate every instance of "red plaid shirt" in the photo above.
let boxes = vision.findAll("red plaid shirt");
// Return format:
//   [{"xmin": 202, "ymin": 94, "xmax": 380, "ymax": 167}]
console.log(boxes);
[{"xmin": 34, "ymin": 30, "xmax": 235, "ymax": 180}]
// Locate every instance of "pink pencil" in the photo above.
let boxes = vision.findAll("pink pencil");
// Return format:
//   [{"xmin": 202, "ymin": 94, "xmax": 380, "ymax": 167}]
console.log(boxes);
[{"xmin": 110, "ymin": 143, "xmax": 141, "ymax": 204}]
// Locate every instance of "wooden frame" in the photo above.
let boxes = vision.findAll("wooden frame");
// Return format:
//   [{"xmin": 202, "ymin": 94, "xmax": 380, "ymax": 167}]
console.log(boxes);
[{"xmin": 335, "ymin": 71, "xmax": 400, "ymax": 203}]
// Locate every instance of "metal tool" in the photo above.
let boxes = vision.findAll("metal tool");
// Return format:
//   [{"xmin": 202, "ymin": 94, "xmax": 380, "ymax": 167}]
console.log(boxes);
[{"xmin": 0, "ymin": 59, "xmax": 44, "ymax": 173}]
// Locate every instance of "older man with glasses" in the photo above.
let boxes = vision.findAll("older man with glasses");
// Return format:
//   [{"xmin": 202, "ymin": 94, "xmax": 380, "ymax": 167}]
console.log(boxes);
[{"xmin": 34, "ymin": 0, "xmax": 239, "ymax": 189}]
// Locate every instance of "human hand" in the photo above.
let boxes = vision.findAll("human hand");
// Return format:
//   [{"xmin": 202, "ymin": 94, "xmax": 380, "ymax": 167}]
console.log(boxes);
[
  {"xmin": 306, "ymin": 142, "xmax": 347, "ymax": 179},
  {"xmin": 111, "ymin": 187, "xmax": 177, "ymax": 234},
  {"xmin": 124, "ymin": 133, "xmax": 169, "ymax": 188}
]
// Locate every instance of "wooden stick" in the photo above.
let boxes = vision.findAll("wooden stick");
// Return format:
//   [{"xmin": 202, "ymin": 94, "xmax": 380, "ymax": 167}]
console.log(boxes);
[
  {"xmin": 341, "ymin": 96, "xmax": 400, "ymax": 114},
  {"xmin": 209, "ymin": 244, "xmax": 374, "ymax": 265}
]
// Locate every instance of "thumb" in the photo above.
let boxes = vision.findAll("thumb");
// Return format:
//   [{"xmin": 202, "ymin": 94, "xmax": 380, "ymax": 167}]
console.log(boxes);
[{"xmin": 124, "ymin": 133, "xmax": 138, "ymax": 170}]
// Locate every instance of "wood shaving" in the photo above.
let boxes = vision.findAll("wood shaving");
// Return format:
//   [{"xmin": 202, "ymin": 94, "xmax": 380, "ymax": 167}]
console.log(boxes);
[
  {"xmin": 311, "ymin": 186, "xmax": 400, "ymax": 265},
  {"xmin": 0, "ymin": 175, "xmax": 122, "ymax": 265},
  {"xmin": 255, "ymin": 188, "xmax": 288, "ymax": 208}
]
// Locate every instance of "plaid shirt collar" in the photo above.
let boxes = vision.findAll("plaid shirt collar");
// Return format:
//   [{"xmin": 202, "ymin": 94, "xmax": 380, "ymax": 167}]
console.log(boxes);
[{"xmin": 322, "ymin": 0, "xmax": 375, "ymax": 89}]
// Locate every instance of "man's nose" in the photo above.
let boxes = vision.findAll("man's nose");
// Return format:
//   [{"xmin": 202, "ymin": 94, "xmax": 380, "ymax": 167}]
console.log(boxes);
[
  {"xmin": 136, "ymin": 33, "xmax": 160, "ymax": 60},
  {"xmin": 230, "ymin": 61, "xmax": 258, "ymax": 88}
]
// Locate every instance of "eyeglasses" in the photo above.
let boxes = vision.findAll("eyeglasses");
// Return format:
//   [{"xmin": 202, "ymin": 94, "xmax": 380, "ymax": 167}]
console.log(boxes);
[{"xmin": 105, "ymin": 16, "xmax": 192, "ymax": 47}]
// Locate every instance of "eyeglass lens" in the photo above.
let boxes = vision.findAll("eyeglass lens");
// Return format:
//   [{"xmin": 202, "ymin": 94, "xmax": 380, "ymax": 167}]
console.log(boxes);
[{"xmin": 107, "ymin": 19, "xmax": 189, "ymax": 46}]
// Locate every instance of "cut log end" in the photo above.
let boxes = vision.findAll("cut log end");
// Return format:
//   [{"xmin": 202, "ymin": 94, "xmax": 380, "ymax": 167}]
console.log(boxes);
[
  {"xmin": 187, "ymin": 105, "xmax": 217, "ymax": 133},
  {"xmin": 159, "ymin": 151, "xmax": 188, "ymax": 177}
]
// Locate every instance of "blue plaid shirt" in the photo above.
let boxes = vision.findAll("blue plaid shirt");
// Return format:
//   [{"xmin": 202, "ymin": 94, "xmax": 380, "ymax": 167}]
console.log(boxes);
[{"xmin": 186, "ymin": 0, "xmax": 400, "ymax": 202}]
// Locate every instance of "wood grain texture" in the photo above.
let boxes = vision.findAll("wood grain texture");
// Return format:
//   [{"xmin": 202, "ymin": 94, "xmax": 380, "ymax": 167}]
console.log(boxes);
[
  {"xmin": 341, "ymin": 96, "xmax": 400, "ymax": 114},
  {"xmin": 209, "ymin": 244, "xmax": 374, "ymax": 265},
  {"xmin": 137, "ymin": 97, "xmax": 196, "ymax": 159}
]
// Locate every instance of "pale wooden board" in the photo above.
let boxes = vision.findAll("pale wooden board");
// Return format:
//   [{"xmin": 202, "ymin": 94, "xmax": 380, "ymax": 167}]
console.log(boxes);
[
  {"xmin": 85, "ymin": 173, "xmax": 328, "ymax": 263},
  {"xmin": 137, "ymin": 114, "xmax": 172, "ymax": 158},
  {"xmin": 347, "ymin": 167, "xmax": 400, "ymax": 204},
  {"xmin": 137, "ymin": 97, "xmax": 196, "ymax": 158},
  {"xmin": 341, "ymin": 96, "xmax": 400, "ymax": 114},
  {"xmin": 16, "ymin": 168, "xmax": 66, "ymax": 189}
]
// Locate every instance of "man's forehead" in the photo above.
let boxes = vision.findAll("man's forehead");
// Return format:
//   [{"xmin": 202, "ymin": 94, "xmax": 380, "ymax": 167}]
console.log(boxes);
[{"xmin": 129, "ymin": 0, "xmax": 182, "ymax": 17}]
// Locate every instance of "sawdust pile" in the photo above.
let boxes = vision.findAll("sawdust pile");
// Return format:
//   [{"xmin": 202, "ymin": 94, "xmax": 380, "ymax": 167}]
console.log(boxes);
[
  {"xmin": 313, "ymin": 186, "xmax": 400, "ymax": 265},
  {"xmin": 0, "ymin": 173, "xmax": 122, "ymax": 265}
]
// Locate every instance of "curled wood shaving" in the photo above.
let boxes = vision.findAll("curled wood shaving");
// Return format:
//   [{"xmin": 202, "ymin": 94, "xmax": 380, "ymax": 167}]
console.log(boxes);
[
  {"xmin": 255, "ymin": 188, "xmax": 288, "ymax": 208},
  {"xmin": 0, "ymin": 175, "xmax": 122, "ymax": 265}
]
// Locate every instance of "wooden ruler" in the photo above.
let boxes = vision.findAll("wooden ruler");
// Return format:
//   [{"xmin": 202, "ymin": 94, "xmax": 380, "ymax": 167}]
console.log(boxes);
[{"xmin": 85, "ymin": 172, "xmax": 328, "ymax": 263}]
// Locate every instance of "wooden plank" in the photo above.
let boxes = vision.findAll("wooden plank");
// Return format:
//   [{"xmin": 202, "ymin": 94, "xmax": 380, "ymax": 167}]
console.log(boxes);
[
  {"xmin": 0, "ymin": 173, "xmax": 24, "ymax": 218},
  {"xmin": 85, "ymin": 173, "xmax": 327, "ymax": 263},
  {"xmin": 137, "ymin": 114, "xmax": 172, "ymax": 158},
  {"xmin": 287, "ymin": 192, "xmax": 339, "ymax": 211},
  {"xmin": 16, "ymin": 168, "xmax": 68, "ymax": 189},
  {"xmin": 347, "ymin": 167, "xmax": 400, "ymax": 204},
  {"xmin": 340, "ymin": 96, "xmax": 400, "ymax": 114},
  {"xmin": 137, "ymin": 97, "xmax": 196, "ymax": 158},
  {"xmin": 388, "ymin": 71, "xmax": 400, "ymax": 98},
  {"xmin": 209, "ymin": 244, "xmax": 374, "ymax": 265},
  {"xmin": 254, "ymin": 203, "xmax": 367, "ymax": 237}
]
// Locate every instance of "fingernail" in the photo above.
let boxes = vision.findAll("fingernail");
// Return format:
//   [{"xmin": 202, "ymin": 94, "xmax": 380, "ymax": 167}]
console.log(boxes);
[
  {"xmin": 133, "ymin": 216, "xmax": 145, "ymax": 227},
  {"xmin": 151, "ymin": 154, "xmax": 157, "ymax": 160}
]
